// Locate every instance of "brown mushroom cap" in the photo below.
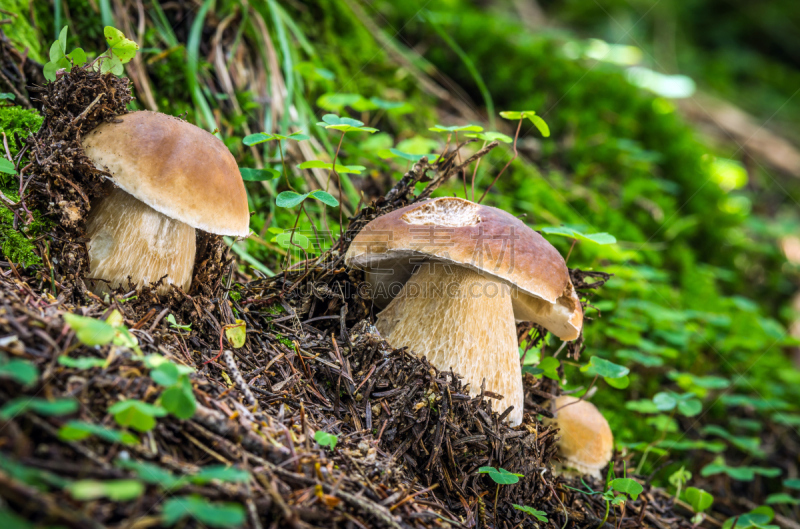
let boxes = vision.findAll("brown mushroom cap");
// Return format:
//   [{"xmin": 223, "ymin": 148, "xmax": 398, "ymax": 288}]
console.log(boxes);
[
  {"xmin": 82, "ymin": 111, "xmax": 250, "ymax": 237},
  {"xmin": 345, "ymin": 197, "xmax": 582, "ymax": 339},
  {"xmin": 548, "ymin": 396, "xmax": 613, "ymax": 477}
]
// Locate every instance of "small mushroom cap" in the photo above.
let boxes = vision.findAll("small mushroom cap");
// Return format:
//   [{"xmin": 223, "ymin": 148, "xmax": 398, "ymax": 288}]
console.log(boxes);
[
  {"xmin": 82, "ymin": 111, "xmax": 250, "ymax": 237},
  {"xmin": 345, "ymin": 197, "xmax": 582, "ymax": 339},
  {"xmin": 548, "ymin": 396, "xmax": 613, "ymax": 476}
]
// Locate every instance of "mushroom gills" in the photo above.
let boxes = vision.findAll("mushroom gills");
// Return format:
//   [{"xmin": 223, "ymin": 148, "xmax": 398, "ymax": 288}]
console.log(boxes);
[
  {"xmin": 86, "ymin": 187, "xmax": 196, "ymax": 296},
  {"xmin": 376, "ymin": 263, "xmax": 524, "ymax": 425}
]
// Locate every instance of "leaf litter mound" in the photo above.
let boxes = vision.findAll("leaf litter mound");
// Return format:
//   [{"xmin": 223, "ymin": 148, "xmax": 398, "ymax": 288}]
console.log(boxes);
[{"xmin": 0, "ymin": 69, "xmax": 692, "ymax": 528}]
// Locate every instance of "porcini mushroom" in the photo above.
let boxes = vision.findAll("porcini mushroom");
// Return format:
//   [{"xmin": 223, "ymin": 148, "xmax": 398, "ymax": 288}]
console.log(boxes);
[
  {"xmin": 545, "ymin": 396, "xmax": 613, "ymax": 477},
  {"xmin": 81, "ymin": 111, "xmax": 249, "ymax": 295},
  {"xmin": 345, "ymin": 197, "xmax": 582, "ymax": 426}
]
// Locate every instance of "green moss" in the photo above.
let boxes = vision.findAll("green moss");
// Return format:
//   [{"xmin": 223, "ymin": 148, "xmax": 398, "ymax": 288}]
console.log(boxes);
[
  {"xmin": 265, "ymin": 303, "xmax": 286, "ymax": 315},
  {"xmin": 0, "ymin": 106, "xmax": 43, "ymax": 158},
  {"xmin": 0, "ymin": 0, "xmax": 45, "ymax": 63},
  {"xmin": 276, "ymin": 334, "xmax": 295, "ymax": 350},
  {"xmin": 0, "ymin": 105, "xmax": 45, "ymax": 267},
  {"xmin": 0, "ymin": 194, "xmax": 47, "ymax": 267}
]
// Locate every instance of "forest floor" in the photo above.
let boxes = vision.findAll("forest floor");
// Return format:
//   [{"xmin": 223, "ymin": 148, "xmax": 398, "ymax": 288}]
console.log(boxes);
[{"xmin": 0, "ymin": 69, "xmax": 701, "ymax": 529}]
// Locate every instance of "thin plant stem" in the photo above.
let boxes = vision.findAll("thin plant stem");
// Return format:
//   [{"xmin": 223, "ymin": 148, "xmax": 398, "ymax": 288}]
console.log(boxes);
[
  {"xmin": 471, "ymin": 140, "xmax": 486, "ymax": 201},
  {"xmin": 301, "ymin": 201, "xmax": 321, "ymax": 260},
  {"xmin": 278, "ymin": 142, "xmax": 293, "ymax": 191},
  {"xmin": 479, "ymin": 117, "xmax": 523, "ymax": 203},
  {"xmin": 327, "ymin": 130, "xmax": 346, "ymax": 191},
  {"xmin": 332, "ymin": 131, "xmax": 346, "ymax": 241},
  {"xmin": 596, "ymin": 500, "xmax": 610, "ymax": 529},
  {"xmin": 453, "ymin": 131, "xmax": 468, "ymax": 198},
  {"xmin": 493, "ymin": 484, "xmax": 499, "ymax": 521},
  {"xmin": 555, "ymin": 375, "xmax": 598, "ymax": 412},
  {"xmin": 565, "ymin": 238, "xmax": 578, "ymax": 264},
  {"xmin": 284, "ymin": 206, "xmax": 308, "ymax": 271}
]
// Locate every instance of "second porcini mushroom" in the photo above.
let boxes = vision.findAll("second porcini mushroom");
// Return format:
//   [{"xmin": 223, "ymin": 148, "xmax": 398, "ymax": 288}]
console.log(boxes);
[
  {"xmin": 545, "ymin": 396, "xmax": 614, "ymax": 478},
  {"xmin": 81, "ymin": 111, "xmax": 250, "ymax": 295},
  {"xmin": 345, "ymin": 197, "xmax": 583, "ymax": 426}
]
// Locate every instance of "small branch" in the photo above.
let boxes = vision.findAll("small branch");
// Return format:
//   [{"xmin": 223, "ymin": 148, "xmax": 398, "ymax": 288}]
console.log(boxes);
[
  {"xmin": 71, "ymin": 93, "xmax": 106, "ymax": 126},
  {"xmin": 224, "ymin": 350, "xmax": 258, "ymax": 408}
]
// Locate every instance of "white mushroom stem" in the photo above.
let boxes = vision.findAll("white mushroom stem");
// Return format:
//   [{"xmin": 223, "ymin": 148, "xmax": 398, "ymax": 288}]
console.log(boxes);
[
  {"xmin": 85, "ymin": 187, "xmax": 196, "ymax": 296},
  {"xmin": 376, "ymin": 263, "xmax": 524, "ymax": 425}
]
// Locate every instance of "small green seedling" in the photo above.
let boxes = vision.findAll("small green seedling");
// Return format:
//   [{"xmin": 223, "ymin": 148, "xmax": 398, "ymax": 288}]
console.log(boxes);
[
  {"xmin": 166, "ymin": 314, "xmax": 191, "ymax": 333},
  {"xmin": 0, "ymin": 357, "xmax": 38, "ymax": 386},
  {"xmin": 67, "ymin": 479, "xmax": 144, "ymax": 501},
  {"xmin": 315, "ymin": 430, "xmax": 338, "ymax": 451},
  {"xmin": 297, "ymin": 160, "xmax": 366, "ymax": 175},
  {"xmin": 609, "ymin": 478, "xmax": 643, "ymax": 501},
  {"xmin": 479, "ymin": 466, "xmax": 523, "ymax": 516},
  {"xmin": 533, "ymin": 356, "xmax": 560, "ymax": 382},
  {"xmin": 461, "ymin": 131, "xmax": 513, "ymax": 199},
  {"xmin": 57, "ymin": 356, "xmax": 106, "ymax": 369},
  {"xmin": 701, "ymin": 425, "xmax": 765, "ymax": 458},
  {"xmin": 146, "ymin": 357, "xmax": 197, "ymax": 420},
  {"xmin": 315, "ymin": 113, "xmax": 378, "ymax": 237},
  {"xmin": 512, "ymin": 504, "xmax": 548, "ymax": 522},
  {"xmin": 765, "ymin": 493, "xmax": 800, "ymax": 506},
  {"xmin": 653, "ymin": 391, "xmax": 702, "ymax": 417},
  {"xmin": 242, "ymin": 131, "xmax": 309, "ymax": 189},
  {"xmin": 63, "ymin": 310, "xmax": 141, "ymax": 354},
  {"xmin": 541, "ymin": 226, "xmax": 617, "ymax": 264},
  {"xmin": 668, "ymin": 466, "xmax": 691, "ymax": 500},
  {"xmin": 429, "ymin": 124, "xmax": 484, "ymax": 198},
  {"xmin": 44, "ymin": 26, "xmax": 138, "ymax": 81},
  {"xmin": 275, "ymin": 189, "xmax": 339, "ymax": 268},
  {"xmin": 684, "ymin": 487, "xmax": 714, "ymax": 525},
  {"xmin": 581, "ymin": 355, "xmax": 630, "ymax": 390},
  {"xmin": 479, "ymin": 110, "xmax": 550, "ymax": 203},
  {"xmin": 0, "ymin": 397, "xmax": 78, "ymax": 420},
  {"xmin": 700, "ymin": 457, "xmax": 781, "ymax": 481},
  {"xmin": 59, "ymin": 420, "xmax": 139, "ymax": 445},
  {"xmin": 722, "ymin": 506, "xmax": 777, "ymax": 529},
  {"xmin": 108, "ymin": 399, "xmax": 167, "ymax": 433},
  {"xmin": 161, "ymin": 495, "xmax": 245, "ymax": 528}
]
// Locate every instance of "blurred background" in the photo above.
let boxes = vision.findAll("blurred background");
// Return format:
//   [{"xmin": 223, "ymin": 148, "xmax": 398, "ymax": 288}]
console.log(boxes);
[{"xmin": 4, "ymin": 0, "xmax": 800, "ymax": 518}]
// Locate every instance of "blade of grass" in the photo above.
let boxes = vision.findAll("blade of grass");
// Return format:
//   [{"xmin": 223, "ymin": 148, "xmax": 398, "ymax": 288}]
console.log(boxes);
[
  {"xmin": 186, "ymin": 0, "xmax": 219, "ymax": 133},
  {"xmin": 54, "ymin": 0, "xmax": 62, "ymax": 40},
  {"xmin": 99, "ymin": 0, "xmax": 115, "ymax": 27},
  {"xmin": 224, "ymin": 237, "xmax": 274, "ymax": 276},
  {"xmin": 267, "ymin": 0, "xmax": 295, "ymax": 132}
]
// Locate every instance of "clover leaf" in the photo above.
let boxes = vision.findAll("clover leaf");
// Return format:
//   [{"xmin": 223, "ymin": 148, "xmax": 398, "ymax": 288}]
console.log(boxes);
[
  {"xmin": 315, "ymin": 430, "xmax": 338, "ymax": 450},
  {"xmin": 59, "ymin": 420, "xmax": 139, "ymax": 445},
  {"xmin": 162, "ymin": 495, "xmax": 245, "ymax": 527},
  {"xmin": 240, "ymin": 167, "xmax": 280, "ymax": 182},
  {"xmin": 609, "ymin": 478, "xmax": 643, "ymax": 501},
  {"xmin": 429, "ymin": 124, "xmax": 484, "ymax": 133},
  {"xmin": 499, "ymin": 110, "xmax": 550, "ymax": 137},
  {"xmin": 541, "ymin": 226, "xmax": 617, "ymax": 245},
  {"xmin": 685, "ymin": 487, "xmax": 714, "ymax": 513},
  {"xmin": 108, "ymin": 399, "xmax": 167, "ymax": 432},
  {"xmin": 512, "ymin": 504, "xmax": 548, "ymax": 522},
  {"xmin": 465, "ymin": 131, "xmax": 513, "ymax": 143},
  {"xmin": 297, "ymin": 160, "xmax": 365, "ymax": 175},
  {"xmin": 478, "ymin": 466, "xmax": 523, "ymax": 485},
  {"xmin": 315, "ymin": 113, "xmax": 378, "ymax": 133}
]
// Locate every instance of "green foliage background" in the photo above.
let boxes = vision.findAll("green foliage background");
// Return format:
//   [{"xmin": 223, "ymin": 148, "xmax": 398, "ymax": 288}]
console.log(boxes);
[{"xmin": 3, "ymin": 0, "xmax": 800, "ymax": 515}]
